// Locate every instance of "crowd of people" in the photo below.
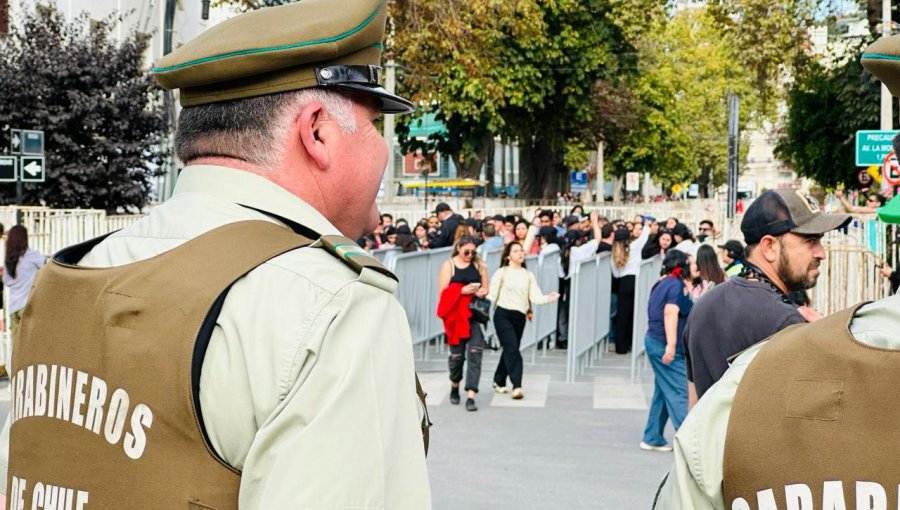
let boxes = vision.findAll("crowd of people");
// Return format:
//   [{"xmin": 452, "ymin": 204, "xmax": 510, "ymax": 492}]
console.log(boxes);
[{"xmin": 363, "ymin": 200, "xmax": 771, "ymax": 412}]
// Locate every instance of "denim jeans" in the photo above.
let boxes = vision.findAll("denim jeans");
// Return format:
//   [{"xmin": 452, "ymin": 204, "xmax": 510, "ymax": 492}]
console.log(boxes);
[
  {"xmin": 642, "ymin": 334, "xmax": 688, "ymax": 446},
  {"xmin": 448, "ymin": 320, "xmax": 484, "ymax": 393}
]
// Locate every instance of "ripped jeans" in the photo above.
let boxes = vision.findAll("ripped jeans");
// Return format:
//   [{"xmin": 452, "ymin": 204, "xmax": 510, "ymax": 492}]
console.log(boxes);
[{"xmin": 448, "ymin": 320, "xmax": 484, "ymax": 393}]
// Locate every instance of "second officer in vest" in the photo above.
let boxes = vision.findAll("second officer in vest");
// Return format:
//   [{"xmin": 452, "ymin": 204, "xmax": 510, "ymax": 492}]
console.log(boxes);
[
  {"xmin": 0, "ymin": 1, "xmax": 432, "ymax": 508},
  {"xmin": 654, "ymin": 35, "xmax": 900, "ymax": 510}
]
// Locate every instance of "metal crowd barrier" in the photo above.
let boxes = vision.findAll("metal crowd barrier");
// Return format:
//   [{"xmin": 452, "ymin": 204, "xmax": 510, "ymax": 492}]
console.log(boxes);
[
  {"xmin": 521, "ymin": 249, "xmax": 560, "ymax": 364},
  {"xmin": 372, "ymin": 247, "xmax": 401, "ymax": 269},
  {"xmin": 566, "ymin": 253, "xmax": 612, "ymax": 382},
  {"xmin": 630, "ymin": 256, "xmax": 662, "ymax": 383},
  {"xmin": 388, "ymin": 247, "xmax": 452, "ymax": 359}
]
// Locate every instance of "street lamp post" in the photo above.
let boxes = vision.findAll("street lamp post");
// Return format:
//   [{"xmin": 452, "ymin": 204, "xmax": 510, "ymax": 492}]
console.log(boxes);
[{"xmin": 421, "ymin": 167, "xmax": 429, "ymax": 214}]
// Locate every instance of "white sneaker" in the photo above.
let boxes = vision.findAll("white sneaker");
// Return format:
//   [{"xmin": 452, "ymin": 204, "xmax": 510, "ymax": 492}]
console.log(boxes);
[
  {"xmin": 493, "ymin": 383, "xmax": 508, "ymax": 394},
  {"xmin": 639, "ymin": 442, "xmax": 673, "ymax": 452},
  {"xmin": 512, "ymin": 388, "xmax": 524, "ymax": 400}
]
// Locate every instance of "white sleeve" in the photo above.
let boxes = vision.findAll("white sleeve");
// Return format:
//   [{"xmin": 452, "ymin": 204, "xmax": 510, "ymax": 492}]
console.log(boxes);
[
  {"xmin": 237, "ymin": 280, "xmax": 431, "ymax": 509},
  {"xmin": 632, "ymin": 224, "xmax": 651, "ymax": 253}
]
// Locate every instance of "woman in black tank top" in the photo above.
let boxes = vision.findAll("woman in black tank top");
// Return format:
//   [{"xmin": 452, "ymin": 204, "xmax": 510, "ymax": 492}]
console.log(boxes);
[{"xmin": 437, "ymin": 235, "xmax": 489, "ymax": 411}]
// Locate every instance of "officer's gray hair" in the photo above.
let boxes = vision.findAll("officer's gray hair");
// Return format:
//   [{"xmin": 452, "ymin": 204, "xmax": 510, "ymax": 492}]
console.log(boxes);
[{"xmin": 175, "ymin": 88, "xmax": 358, "ymax": 168}]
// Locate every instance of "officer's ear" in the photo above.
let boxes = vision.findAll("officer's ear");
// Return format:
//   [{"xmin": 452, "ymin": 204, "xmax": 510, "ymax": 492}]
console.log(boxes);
[{"xmin": 297, "ymin": 101, "xmax": 331, "ymax": 170}]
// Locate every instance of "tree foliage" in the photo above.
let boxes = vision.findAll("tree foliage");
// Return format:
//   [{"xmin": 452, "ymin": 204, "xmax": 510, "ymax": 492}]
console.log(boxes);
[
  {"xmin": 614, "ymin": 7, "xmax": 755, "ymax": 189},
  {"xmin": 0, "ymin": 7, "xmax": 167, "ymax": 211},
  {"xmin": 775, "ymin": 40, "xmax": 889, "ymax": 189},
  {"xmin": 497, "ymin": 0, "xmax": 637, "ymax": 198},
  {"xmin": 390, "ymin": 0, "xmax": 545, "ymax": 179},
  {"xmin": 708, "ymin": 0, "xmax": 817, "ymax": 116}
]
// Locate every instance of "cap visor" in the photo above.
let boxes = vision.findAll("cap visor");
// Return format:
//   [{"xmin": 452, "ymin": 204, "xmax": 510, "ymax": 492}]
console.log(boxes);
[
  {"xmin": 334, "ymin": 83, "xmax": 415, "ymax": 114},
  {"xmin": 791, "ymin": 213, "xmax": 852, "ymax": 236}
]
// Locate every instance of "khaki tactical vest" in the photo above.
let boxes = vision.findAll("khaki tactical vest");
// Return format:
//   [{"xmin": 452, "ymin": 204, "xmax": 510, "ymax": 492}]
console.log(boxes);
[
  {"xmin": 6, "ymin": 220, "xmax": 429, "ymax": 510},
  {"xmin": 723, "ymin": 304, "xmax": 900, "ymax": 510}
]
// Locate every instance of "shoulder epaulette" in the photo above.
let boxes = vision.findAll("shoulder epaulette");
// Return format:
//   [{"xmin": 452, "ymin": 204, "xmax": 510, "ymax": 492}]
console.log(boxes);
[{"xmin": 318, "ymin": 235, "xmax": 398, "ymax": 282}]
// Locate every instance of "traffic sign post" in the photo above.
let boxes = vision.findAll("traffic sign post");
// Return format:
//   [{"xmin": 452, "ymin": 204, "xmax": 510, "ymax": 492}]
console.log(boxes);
[
  {"xmin": 856, "ymin": 130, "xmax": 899, "ymax": 166},
  {"xmin": 9, "ymin": 129, "xmax": 22, "ymax": 155},
  {"xmin": 625, "ymin": 172, "xmax": 640, "ymax": 192},
  {"xmin": 21, "ymin": 130, "xmax": 44, "ymax": 155},
  {"xmin": 570, "ymin": 171, "xmax": 587, "ymax": 194},
  {"xmin": 0, "ymin": 157, "xmax": 17, "ymax": 182},
  {"xmin": 20, "ymin": 156, "xmax": 45, "ymax": 183},
  {"xmin": 883, "ymin": 151, "xmax": 900, "ymax": 187}
]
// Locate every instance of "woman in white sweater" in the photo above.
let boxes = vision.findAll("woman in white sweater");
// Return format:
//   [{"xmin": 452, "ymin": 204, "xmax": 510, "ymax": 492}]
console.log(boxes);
[{"xmin": 487, "ymin": 242, "xmax": 560, "ymax": 399}]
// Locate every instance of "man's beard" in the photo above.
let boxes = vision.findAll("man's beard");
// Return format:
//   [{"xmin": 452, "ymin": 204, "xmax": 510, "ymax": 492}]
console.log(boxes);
[{"xmin": 777, "ymin": 247, "xmax": 819, "ymax": 292}]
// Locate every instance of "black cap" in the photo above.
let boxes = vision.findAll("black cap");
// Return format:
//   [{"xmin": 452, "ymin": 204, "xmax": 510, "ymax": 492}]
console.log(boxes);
[
  {"xmin": 396, "ymin": 224, "xmax": 412, "ymax": 235},
  {"xmin": 613, "ymin": 228, "xmax": 630, "ymax": 241},
  {"xmin": 562, "ymin": 215, "xmax": 581, "ymax": 228},
  {"xmin": 464, "ymin": 218, "xmax": 480, "ymax": 228},
  {"xmin": 741, "ymin": 189, "xmax": 851, "ymax": 245},
  {"xmin": 434, "ymin": 202, "xmax": 452, "ymax": 214},
  {"xmin": 718, "ymin": 240, "xmax": 744, "ymax": 260}
]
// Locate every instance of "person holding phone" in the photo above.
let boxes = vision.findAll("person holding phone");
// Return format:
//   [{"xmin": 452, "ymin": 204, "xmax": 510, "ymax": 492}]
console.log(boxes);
[{"xmin": 437, "ymin": 235, "xmax": 489, "ymax": 411}]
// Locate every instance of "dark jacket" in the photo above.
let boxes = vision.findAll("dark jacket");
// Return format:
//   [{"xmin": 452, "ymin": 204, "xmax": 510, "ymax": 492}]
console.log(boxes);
[{"xmin": 428, "ymin": 213, "xmax": 463, "ymax": 248}]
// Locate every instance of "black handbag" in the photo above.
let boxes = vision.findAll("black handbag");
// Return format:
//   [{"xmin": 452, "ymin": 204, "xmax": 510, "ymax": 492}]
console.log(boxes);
[{"xmin": 469, "ymin": 296, "xmax": 491, "ymax": 324}]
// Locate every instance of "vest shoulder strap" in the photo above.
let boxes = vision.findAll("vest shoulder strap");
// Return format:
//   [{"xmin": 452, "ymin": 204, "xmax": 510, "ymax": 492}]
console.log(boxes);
[{"xmin": 319, "ymin": 235, "xmax": 398, "ymax": 281}]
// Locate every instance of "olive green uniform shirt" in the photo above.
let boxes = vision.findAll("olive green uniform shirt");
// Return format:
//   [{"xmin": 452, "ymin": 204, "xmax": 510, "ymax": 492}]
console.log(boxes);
[
  {"xmin": 0, "ymin": 165, "xmax": 432, "ymax": 509},
  {"xmin": 653, "ymin": 294, "xmax": 900, "ymax": 509}
]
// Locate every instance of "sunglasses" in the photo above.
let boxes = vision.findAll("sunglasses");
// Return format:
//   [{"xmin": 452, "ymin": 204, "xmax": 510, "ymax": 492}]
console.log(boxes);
[
  {"xmin": 698, "ymin": 227, "xmax": 711, "ymax": 232},
  {"xmin": 460, "ymin": 249, "xmax": 475, "ymax": 256}
]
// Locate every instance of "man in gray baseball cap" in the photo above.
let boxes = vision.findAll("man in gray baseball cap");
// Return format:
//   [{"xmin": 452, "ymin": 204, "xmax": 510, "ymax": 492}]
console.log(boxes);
[{"xmin": 680, "ymin": 189, "xmax": 850, "ymax": 406}]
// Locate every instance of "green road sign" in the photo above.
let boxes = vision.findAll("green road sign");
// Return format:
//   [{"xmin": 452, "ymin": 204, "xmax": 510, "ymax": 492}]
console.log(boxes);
[
  {"xmin": 21, "ymin": 156, "xmax": 45, "ymax": 182},
  {"xmin": 856, "ymin": 130, "xmax": 899, "ymax": 166},
  {"xmin": 0, "ymin": 157, "xmax": 17, "ymax": 182}
]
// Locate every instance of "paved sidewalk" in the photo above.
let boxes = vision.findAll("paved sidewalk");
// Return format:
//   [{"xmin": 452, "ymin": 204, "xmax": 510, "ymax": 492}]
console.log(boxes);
[{"xmin": 417, "ymin": 343, "xmax": 674, "ymax": 510}]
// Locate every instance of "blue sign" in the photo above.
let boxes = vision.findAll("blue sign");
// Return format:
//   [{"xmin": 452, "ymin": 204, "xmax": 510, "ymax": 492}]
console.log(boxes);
[{"xmin": 570, "ymin": 171, "xmax": 588, "ymax": 193}]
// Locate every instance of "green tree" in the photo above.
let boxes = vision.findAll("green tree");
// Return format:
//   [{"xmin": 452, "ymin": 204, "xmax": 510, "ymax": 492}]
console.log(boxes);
[
  {"xmin": 390, "ymin": 0, "xmax": 545, "ymax": 180},
  {"xmin": 708, "ymin": 0, "xmax": 818, "ymax": 115},
  {"xmin": 0, "ymin": 7, "xmax": 168, "ymax": 211},
  {"xmin": 775, "ymin": 40, "xmax": 889, "ymax": 189},
  {"xmin": 498, "ymin": 0, "xmax": 636, "ymax": 198},
  {"xmin": 613, "ymin": 7, "xmax": 755, "ymax": 191}
]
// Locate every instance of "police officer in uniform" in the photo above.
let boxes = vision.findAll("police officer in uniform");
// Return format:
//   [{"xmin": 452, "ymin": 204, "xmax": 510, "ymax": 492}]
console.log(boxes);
[
  {"xmin": 653, "ymin": 37, "xmax": 900, "ymax": 510},
  {"xmin": 0, "ymin": 1, "xmax": 432, "ymax": 508}
]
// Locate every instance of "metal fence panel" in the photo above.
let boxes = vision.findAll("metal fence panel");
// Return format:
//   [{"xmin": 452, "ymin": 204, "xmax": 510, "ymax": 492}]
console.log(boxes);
[
  {"xmin": 425, "ymin": 248, "xmax": 453, "ymax": 342},
  {"xmin": 566, "ymin": 254, "xmax": 613, "ymax": 382},
  {"xmin": 392, "ymin": 250, "xmax": 434, "ymax": 346},
  {"xmin": 592, "ymin": 254, "xmax": 612, "ymax": 360},
  {"xmin": 519, "ymin": 254, "xmax": 540, "ymax": 351},
  {"xmin": 484, "ymin": 248, "xmax": 502, "ymax": 277},
  {"xmin": 372, "ymin": 247, "xmax": 400, "ymax": 268},
  {"xmin": 631, "ymin": 256, "xmax": 662, "ymax": 383},
  {"xmin": 533, "ymin": 250, "xmax": 560, "ymax": 344}
]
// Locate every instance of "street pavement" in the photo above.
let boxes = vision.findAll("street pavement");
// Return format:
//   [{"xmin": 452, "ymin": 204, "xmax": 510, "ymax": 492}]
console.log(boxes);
[
  {"xmin": 417, "ymin": 343, "xmax": 674, "ymax": 510},
  {"xmin": 0, "ymin": 344, "xmax": 672, "ymax": 510}
]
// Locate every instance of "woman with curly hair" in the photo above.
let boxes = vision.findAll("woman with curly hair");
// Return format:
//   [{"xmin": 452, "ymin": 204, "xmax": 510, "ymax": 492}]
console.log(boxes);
[{"xmin": 640, "ymin": 250, "xmax": 694, "ymax": 452}]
